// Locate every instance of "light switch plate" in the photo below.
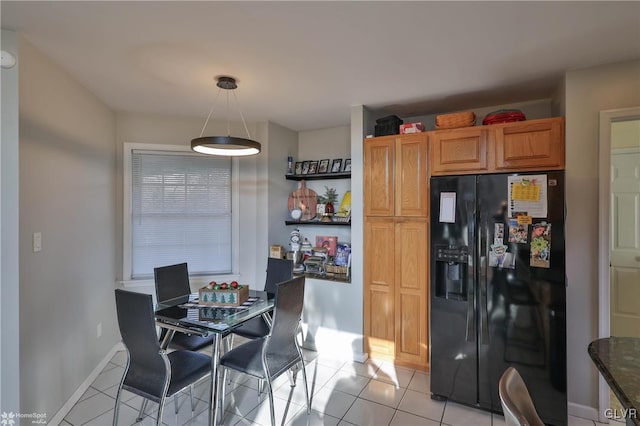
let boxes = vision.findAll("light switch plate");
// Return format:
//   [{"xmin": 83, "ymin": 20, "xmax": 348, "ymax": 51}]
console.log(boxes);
[{"xmin": 33, "ymin": 232, "xmax": 42, "ymax": 252}]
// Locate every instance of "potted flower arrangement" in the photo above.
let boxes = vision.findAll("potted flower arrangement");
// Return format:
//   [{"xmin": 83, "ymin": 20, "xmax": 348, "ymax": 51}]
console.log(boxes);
[{"xmin": 317, "ymin": 186, "xmax": 338, "ymax": 221}]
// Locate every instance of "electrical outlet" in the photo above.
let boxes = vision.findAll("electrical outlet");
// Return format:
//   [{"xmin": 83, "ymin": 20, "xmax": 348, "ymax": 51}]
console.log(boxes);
[
  {"xmin": 33, "ymin": 232, "xmax": 42, "ymax": 252},
  {"xmin": 97, "ymin": 323, "xmax": 102, "ymax": 339}
]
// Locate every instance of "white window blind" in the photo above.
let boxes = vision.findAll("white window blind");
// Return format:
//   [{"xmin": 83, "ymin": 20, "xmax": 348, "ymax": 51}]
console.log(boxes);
[{"xmin": 131, "ymin": 150, "xmax": 232, "ymax": 279}]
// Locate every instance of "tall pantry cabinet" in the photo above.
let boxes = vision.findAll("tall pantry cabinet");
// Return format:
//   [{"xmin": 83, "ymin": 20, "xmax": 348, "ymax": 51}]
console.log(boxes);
[{"xmin": 364, "ymin": 133, "xmax": 429, "ymax": 370}]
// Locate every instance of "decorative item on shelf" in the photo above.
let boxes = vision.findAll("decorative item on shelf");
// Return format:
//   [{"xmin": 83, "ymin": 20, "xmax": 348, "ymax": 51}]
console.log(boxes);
[
  {"xmin": 330, "ymin": 159, "xmax": 343, "ymax": 173},
  {"xmin": 374, "ymin": 115, "xmax": 403, "ymax": 136},
  {"xmin": 400, "ymin": 122, "xmax": 425, "ymax": 134},
  {"xmin": 343, "ymin": 159, "xmax": 351, "ymax": 173},
  {"xmin": 482, "ymin": 109, "xmax": 526, "ymax": 125},
  {"xmin": 308, "ymin": 161, "xmax": 318, "ymax": 174},
  {"xmin": 317, "ymin": 186, "xmax": 338, "ymax": 222},
  {"xmin": 318, "ymin": 159, "xmax": 330, "ymax": 174},
  {"xmin": 435, "ymin": 111, "xmax": 476, "ymax": 129},
  {"xmin": 270, "ymin": 245, "xmax": 285, "ymax": 259},
  {"xmin": 287, "ymin": 180, "xmax": 317, "ymax": 221},
  {"xmin": 294, "ymin": 162, "xmax": 303, "ymax": 175},
  {"xmin": 315, "ymin": 236, "xmax": 338, "ymax": 256},
  {"xmin": 300, "ymin": 238, "xmax": 314, "ymax": 265},
  {"xmin": 289, "ymin": 229, "xmax": 304, "ymax": 273},
  {"xmin": 191, "ymin": 76, "xmax": 261, "ymax": 157},
  {"xmin": 287, "ymin": 156, "xmax": 293, "ymax": 175},
  {"xmin": 337, "ymin": 191, "xmax": 351, "ymax": 218}
]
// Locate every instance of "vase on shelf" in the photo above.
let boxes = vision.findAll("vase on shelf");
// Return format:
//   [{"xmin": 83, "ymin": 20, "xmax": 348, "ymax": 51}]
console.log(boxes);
[{"xmin": 325, "ymin": 202, "xmax": 335, "ymax": 215}]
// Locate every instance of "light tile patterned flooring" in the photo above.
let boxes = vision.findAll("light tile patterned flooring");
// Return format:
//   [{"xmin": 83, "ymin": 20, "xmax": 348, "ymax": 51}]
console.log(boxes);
[{"xmin": 64, "ymin": 344, "xmax": 610, "ymax": 426}]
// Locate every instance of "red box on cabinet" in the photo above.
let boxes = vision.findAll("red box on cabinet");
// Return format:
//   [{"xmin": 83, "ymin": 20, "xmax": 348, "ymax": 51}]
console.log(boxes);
[{"xmin": 400, "ymin": 122, "xmax": 425, "ymax": 134}]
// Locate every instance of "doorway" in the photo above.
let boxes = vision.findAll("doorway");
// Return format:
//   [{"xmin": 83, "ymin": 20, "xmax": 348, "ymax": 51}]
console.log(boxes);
[{"xmin": 598, "ymin": 107, "xmax": 640, "ymax": 420}]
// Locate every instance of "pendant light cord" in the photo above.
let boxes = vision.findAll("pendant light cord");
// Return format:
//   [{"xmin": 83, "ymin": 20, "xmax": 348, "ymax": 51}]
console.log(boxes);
[
  {"xmin": 198, "ymin": 88, "xmax": 223, "ymax": 138},
  {"xmin": 197, "ymin": 84, "xmax": 252, "ymax": 139},
  {"xmin": 231, "ymin": 90, "xmax": 253, "ymax": 140}
]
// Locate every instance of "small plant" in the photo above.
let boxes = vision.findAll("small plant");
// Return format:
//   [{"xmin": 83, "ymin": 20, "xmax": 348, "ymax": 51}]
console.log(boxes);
[{"xmin": 317, "ymin": 186, "xmax": 338, "ymax": 204}]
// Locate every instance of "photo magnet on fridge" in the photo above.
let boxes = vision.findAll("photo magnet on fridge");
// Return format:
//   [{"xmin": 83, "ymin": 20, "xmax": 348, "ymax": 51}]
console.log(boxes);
[
  {"xmin": 530, "ymin": 222, "xmax": 551, "ymax": 268},
  {"xmin": 508, "ymin": 219, "xmax": 528, "ymax": 244},
  {"xmin": 489, "ymin": 243, "xmax": 515, "ymax": 269}
]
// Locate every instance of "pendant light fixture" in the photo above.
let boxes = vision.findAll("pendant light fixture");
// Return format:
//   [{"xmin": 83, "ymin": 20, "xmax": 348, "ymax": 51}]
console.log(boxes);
[{"xmin": 191, "ymin": 76, "xmax": 261, "ymax": 156}]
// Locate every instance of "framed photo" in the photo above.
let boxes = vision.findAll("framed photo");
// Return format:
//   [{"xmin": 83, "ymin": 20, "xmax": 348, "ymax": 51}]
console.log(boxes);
[
  {"xmin": 318, "ymin": 159, "xmax": 330, "ymax": 174},
  {"xmin": 308, "ymin": 161, "xmax": 318, "ymax": 174},
  {"xmin": 330, "ymin": 159, "xmax": 342, "ymax": 173},
  {"xmin": 343, "ymin": 158, "xmax": 352, "ymax": 173},
  {"xmin": 294, "ymin": 162, "xmax": 303, "ymax": 175},
  {"xmin": 301, "ymin": 161, "xmax": 310, "ymax": 175}
]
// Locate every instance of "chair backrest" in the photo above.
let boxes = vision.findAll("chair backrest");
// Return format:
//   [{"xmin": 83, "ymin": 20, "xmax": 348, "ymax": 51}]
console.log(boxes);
[
  {"xmin": 264, "ymin": 258, "xmax": 293, "ymax": 297},
  {"xmin": 263, "ymin": 276, "xmax": 305, "ymax": 376},
  {"xmin": 499, "ymin": 367, "xmax": 544, "ymax": 426},
  {"xmin": 154, "ymin": 262, "xmax": 190, "ymax": 304},
  {"xmin": 114, "ymin": 289, "xmax": 168, "ymax": 401}
]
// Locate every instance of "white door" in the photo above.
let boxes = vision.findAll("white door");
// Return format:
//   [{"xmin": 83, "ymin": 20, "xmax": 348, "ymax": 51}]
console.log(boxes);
[{"xmin": 610, "ymin": 149, "xmax": 640, "ymax": 337}]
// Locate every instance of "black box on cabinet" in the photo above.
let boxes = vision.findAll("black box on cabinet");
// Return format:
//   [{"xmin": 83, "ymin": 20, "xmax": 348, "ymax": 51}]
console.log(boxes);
[{"xmin": 374, "ymin": 115, "xmax": 403, "ymax": 136}]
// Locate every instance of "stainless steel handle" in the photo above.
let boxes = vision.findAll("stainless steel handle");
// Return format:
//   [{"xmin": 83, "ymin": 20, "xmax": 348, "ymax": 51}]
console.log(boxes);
[{"xmin": 465, "ymin": 201, "xmax": 475, "ymax": 343}]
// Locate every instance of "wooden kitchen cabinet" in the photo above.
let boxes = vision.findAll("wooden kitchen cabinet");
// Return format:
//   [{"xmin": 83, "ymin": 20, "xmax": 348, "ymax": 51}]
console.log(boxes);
[
  {"xmin": 429, "ymin": 127, "xmax": 491, "ymax": 175},
  {"xmin": 364, "ymin": 133, "xmax": 428, "ymax": 217},
  {"xmin": 364, "ymin": 217, "xmax": 396, "ymax": 359},
  {"xmin": 364, "ymin": 217, "xmax": 429, "ymax": 368},
  {"xmin": 429, "ymin": 117, "xmax": 564, "ymax": 175},
  {"xmin": 364, "ymin": 133, "xmax": 429, "ymax": 370},
  {"xmin": 394, "ymin": 218, "xmax": 429, "ymax": 368},
  {"xmin": 494, "ymin": 117, "xmax": 564, "ymax": 171}
]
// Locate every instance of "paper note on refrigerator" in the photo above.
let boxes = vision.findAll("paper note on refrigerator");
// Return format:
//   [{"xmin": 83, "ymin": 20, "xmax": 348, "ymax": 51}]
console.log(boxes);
[
  {"xmin": 439, "ymin": 192, "xmax": 456, "ymax": 223},
  {"xmin": 508, "ymin": 175, "xmax": 548, "ymax": 218}
]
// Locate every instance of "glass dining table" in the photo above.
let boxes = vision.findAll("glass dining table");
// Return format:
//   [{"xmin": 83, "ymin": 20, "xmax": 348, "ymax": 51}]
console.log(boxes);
[{"xmin": 155, "ymin": 290, "xmax": 274, "ymax": 426}]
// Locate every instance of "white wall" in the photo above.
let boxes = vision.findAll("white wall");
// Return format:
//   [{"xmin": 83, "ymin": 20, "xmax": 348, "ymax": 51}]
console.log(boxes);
[
  {"xmin": 1, "ymin": 29, "xmax": 20, "ymax": 414},
  {"xmin": 116, "ymin": 112, "xmax": 269, "ymax": 290},
  {"xmin": 564, "ymin": 59, "xmax": 640, "ymax": 414},
  {"xmin": 266, "ymin": 122, "xmax": 298, "ymax": 251},
  {"xmin": 18, "ymin": 38, "xmax": 118, "ymax": 416}
]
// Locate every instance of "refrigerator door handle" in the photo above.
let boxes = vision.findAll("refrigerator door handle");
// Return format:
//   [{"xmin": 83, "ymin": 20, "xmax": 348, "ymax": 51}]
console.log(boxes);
[
  {"xmin": 465, "ymin": 200, "xmax": 475, "ymax": 343},
  {"xmin": 480, "ymin": 210, "xmax": 490, "ymax": 345}
]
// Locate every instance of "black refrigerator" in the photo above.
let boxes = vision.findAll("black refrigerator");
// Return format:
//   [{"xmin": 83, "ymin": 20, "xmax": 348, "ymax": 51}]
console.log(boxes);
[{"xmin": 430, "ymin": 171, "xmax": 567, "ymax": 426}]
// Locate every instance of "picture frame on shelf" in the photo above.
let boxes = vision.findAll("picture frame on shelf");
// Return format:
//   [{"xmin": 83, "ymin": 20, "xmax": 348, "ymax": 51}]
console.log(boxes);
[
  {"xmin": 308, "ymin": 161, "xmax": 318, "ymax": 174},
  {"xmin": 343, "ymin": 158, "xmax": 351, "ymax": 173},
  {"xmin": 301, "ymin": 161, "xmax": 310, "ymax": 175},
  {"xmin": 294, "ymin": 162, "xmax": 303, "ymax": 175},
  {"xmin": 330, "ymin": 159, "xmax": 342, "ymax": 173},
  {"xmin": 318, "ymin": 159, "xmax": 330, "ymax": 174}
]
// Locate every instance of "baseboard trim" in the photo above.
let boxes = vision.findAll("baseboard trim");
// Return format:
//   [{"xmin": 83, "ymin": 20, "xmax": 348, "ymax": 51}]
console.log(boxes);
[
  {"xmin": 48, "ymin": 342, "xmax": 124, "ymax": 426},
  {"xmin": 568, "ymin": 401, "xmax": 599, "ymax": 422}
]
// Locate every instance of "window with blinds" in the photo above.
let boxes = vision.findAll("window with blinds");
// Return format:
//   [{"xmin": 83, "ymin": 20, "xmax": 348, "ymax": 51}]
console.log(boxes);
[{"xmin": 131, "ymin": 150, "xmax": 232, "ymax": 279}]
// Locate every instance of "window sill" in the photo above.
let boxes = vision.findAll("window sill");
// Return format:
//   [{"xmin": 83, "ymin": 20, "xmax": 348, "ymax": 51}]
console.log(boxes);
[{"xmin": 119, "ymin": 274, "xmax": 242, "ymax": 290}]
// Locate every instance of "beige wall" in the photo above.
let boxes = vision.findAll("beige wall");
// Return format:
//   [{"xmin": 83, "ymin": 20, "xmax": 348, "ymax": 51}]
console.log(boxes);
[
  {"xmin": 18, "ymin": 38, "xmax": 118, "ymax": 416},
  {"xmin": 611, "ymin": 120, "xmax": 640, "ymax": 149},
  {"xmin": 565, "ymin": 59, "xmax": 640, "ymax": 411}
]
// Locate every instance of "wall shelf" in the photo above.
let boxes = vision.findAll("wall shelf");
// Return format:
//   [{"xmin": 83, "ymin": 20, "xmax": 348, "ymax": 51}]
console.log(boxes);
[
  {"xmin": 286, "ymin": 172, "xmax": 351, "ymax": 181},
  {"xmin": 285, "ymin": 220, "xmax": 350, "ymax": 226}
]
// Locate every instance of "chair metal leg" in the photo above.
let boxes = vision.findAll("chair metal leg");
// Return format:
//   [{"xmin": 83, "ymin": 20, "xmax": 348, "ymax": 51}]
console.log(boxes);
[
  {"xmin": 136, "ymin": 399, "xmax": 148, "ymax": 422},
  {"xmin": 190, "ymin": 384, "xmax": 195, "ymax": 411},
  {"xmin": 174, "ymin": 393, "xmax": 179, "ymax": 414},
  {"xmin": 220, "ymin": 368, "xmax": 228, "ymax": 417},
  {"xmin": 156, "ymin": 396, "xmax": 166, "ymax": 426},
  {"xmin": 112, "ymin": 386, "xmax": 124, "ymax": 426},
  {"xmin": 300, "ymin": 360, "xmax": 311, "ymax": 415},
  {"xmin": 265, "ymin": 376, "xmax": 276, "ymax": 426}
]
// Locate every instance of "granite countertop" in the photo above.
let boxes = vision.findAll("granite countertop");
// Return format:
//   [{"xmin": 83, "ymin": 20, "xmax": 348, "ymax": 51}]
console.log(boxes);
[{"xmin": 588, "ymin": 337, "xmax": 640, "ymax": 425}]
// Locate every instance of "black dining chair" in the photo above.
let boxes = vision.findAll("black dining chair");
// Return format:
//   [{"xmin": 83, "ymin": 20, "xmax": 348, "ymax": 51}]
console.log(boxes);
[
  {"xmin": 219, "ymin": 276, "xmax": 310, "ymax": 426},
  {"xmin": 113, "ymin": 289, "xmax": 212, "ymax": 426},
  {"xmin": 230, "ymin": 258, "xmax": 293, "ymax": 341},
  {"xmin": 499, "ymin": 367, "xmax": 544, "ymax": 426},
  {"xmin": 154, "ymin": 262, "xmax": 215, "ymax": 351}
]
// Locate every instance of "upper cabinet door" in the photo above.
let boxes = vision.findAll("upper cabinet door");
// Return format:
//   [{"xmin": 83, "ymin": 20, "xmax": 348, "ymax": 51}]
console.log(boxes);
[
  {"xmin": 494, "ymin": 117, "xmax": 564, "ymax": 171},
  {"xmin": 396, "ymin": 134, "xmax": 428, "ymax": 217},
  {"xmin": 429, "ymin": 128, "xmax": 491, "ymax": 175},
  {"xmin": 364, "ymin": 137, "xmax": 395, "ymax": 216}
]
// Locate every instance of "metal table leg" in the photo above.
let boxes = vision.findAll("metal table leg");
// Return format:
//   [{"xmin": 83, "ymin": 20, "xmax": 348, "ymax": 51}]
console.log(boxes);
[{"xmin": 209, "ymin": 333, "xmax": 221, "ymax": 426}]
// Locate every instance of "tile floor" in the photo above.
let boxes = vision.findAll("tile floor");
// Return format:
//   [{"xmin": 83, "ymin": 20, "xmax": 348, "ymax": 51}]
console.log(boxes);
[{"xmin": 64, "ymin": 345, "xmax": 610, "ymax": 426}]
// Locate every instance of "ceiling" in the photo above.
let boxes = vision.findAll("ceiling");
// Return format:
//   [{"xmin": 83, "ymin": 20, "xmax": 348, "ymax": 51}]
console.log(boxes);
[{"xmin": 2, "ymin": 1, "xmax": 639, "ymax": 131}]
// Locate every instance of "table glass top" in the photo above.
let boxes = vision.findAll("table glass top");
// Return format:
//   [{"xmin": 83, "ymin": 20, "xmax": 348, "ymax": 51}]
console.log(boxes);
[{"xmin": 155, "ymin": 290, "xmax": 274, "ymax": 334}]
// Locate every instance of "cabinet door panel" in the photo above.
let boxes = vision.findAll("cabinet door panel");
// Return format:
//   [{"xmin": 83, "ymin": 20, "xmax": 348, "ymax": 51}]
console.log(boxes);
[
  {"xmin": 364, "ymin": 218, "xmax": 395, "ymax": 358},
  {"xmin": 364, "ymin": 138, "xmax": 394, "ymax": 216},
  {"xmin": 395, "ymin": 219, "xmax": 429, "ymax": 366},
  {"xmin": 396, "ymin": 134, "xmax": 428, "ymax": 217},
  {"xmin": 430, "ymin": 128, "xmax": 490, "ymax": 175},
  {"xmin": 495, "ymin": 118, "xmax": 564, "ymax": 170}
]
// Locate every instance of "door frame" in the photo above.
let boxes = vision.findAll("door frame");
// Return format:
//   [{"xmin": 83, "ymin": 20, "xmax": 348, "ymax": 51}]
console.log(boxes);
[{"xmin": 597, "ymin": 106, "xmax": 640, "ymax": 420}]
